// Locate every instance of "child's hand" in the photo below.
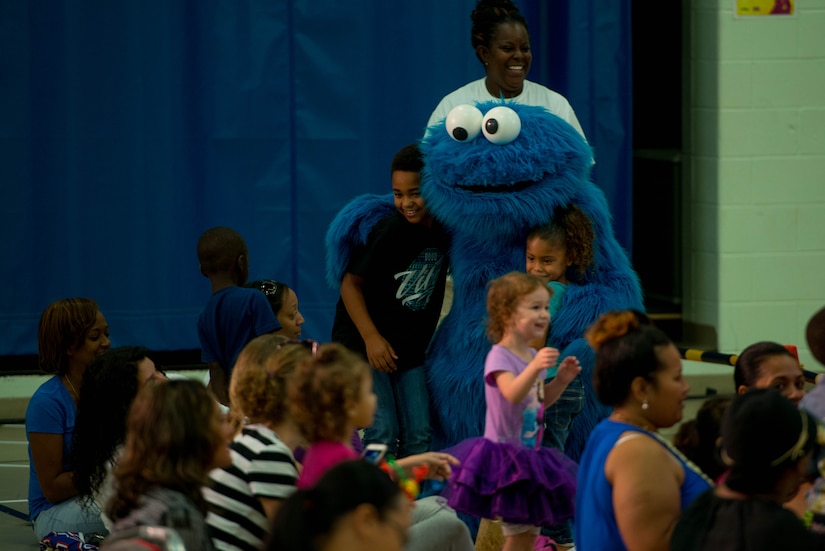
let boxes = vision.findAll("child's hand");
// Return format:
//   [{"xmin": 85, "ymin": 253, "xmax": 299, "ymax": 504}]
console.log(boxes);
[
  {"xmin": 529, "ymin": 347, "xmax": 560, "ymax": 375},
  {"xmin": 365, "ymin": 334, "xmax": 398, "ymax": 372},
  {"xmin": 399, "ymin": 452, "xmax": 460, "ymax": 480},
  {"xmin": 555, "ymin": 356, "xmax": 582, "ymax": 385}
]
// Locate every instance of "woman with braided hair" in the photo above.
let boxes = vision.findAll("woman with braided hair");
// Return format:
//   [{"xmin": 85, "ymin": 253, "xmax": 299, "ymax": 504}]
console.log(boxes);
[{"xmin": 426, "ymin": 0, "xmax": 585, "ymax": 139}]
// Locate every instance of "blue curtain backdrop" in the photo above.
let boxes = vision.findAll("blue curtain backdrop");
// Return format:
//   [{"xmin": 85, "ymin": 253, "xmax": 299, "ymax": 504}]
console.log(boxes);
[{"xmin": 0, "ymin": 0, "xmax": 631, "ymax": 356}]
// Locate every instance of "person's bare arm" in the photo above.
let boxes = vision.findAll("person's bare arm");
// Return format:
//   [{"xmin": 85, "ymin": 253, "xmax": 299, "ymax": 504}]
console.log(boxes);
[
  {"xmin": 606, "ymin": 433, "xmax": 685, "ymax": 551},
  {"xmin": 340, "ymin": 272, "xmax": 397, "ymax": 372},
  {"xmin": 259, "ymin": 497, "xmax": 283, "ymax": 522},
  {"xmin": 29, "ymin": 432, "xmax": 77, "ymax": 503},
  {"xmin": 207, "ymin": 361, "xmax": 230, "ymax": 406},
  {"xmin": 494, "ymin": 348, "xmax": 558, "ymax": 404}
]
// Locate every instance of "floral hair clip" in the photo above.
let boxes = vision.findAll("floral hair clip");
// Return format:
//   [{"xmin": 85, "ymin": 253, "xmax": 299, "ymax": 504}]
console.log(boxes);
[{"xmin": 379, "ymin": 455, "xmax": 429, "ymax": 500}]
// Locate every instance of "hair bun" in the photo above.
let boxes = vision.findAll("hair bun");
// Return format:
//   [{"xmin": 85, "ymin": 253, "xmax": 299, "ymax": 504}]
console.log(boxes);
[
  {"xmin": 472, "ymin": 0, "xmax": 521, "ymax": 22},
  {"xmin": 585, "ymin": 310, "xmax": 640, "ymax": 351}
]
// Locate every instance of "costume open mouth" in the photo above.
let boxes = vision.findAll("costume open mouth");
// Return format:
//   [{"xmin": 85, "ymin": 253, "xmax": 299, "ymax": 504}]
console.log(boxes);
[{"xmin": 455, "ymin": 180, "xmax": 535, "ymax": 193}]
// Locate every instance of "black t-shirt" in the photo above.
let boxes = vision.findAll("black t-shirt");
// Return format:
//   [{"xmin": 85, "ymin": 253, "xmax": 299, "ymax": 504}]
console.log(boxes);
[
  {"xmin": 672, "ymin": 488, "xmax": 825, "ymax": 551},
  {"xmin": 331, "ymin": 212, "xmax": 449, "ymax": 370}
]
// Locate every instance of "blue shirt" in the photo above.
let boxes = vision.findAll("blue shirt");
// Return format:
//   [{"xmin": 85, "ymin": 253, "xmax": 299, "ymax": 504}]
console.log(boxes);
[
  {"xmin": 575, "ymin": 419, "xmax": 712, "ymax": 550},
  {"xmin": 197, "ymin": 286, "xmax": 281, "ymax": 374},
  {"xmin": 26, "ymin": 375, "xmax": 76, "ymax": 520}
]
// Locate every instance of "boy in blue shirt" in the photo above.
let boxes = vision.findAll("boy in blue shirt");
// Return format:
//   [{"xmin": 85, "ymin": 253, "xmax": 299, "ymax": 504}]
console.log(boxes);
[{"xmin": 197, "ymin": 226, "xmax": 280, "ymax": 405}]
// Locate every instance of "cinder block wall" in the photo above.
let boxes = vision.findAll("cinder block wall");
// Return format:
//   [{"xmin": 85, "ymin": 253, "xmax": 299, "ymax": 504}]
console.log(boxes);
[{"xmin": 685, "ymin": 0, "xmax": 825, "ymax": 371}]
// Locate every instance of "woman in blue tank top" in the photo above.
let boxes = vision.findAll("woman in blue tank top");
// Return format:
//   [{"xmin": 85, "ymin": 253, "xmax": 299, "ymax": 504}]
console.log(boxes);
[{"xmin": 575, "ymin": 310, "xmax": 713, "ymax": 551}]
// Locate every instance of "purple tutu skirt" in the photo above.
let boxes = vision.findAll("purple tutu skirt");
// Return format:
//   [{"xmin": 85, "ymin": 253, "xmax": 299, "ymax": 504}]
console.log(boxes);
[{"xmin": 441, "ymin": 437, "xmax": 577, "ymax": 526}]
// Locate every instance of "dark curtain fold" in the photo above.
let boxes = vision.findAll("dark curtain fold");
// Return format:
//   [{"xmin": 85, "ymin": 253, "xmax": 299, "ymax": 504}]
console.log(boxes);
[{"xmin": 0, "ymin": 0, "xmax": 631, "ymax": 355}]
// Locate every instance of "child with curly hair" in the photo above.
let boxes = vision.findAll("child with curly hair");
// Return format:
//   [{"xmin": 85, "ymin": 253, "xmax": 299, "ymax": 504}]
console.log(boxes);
[
  {"xmin": 289, "ymin": 342, "xmax": 474, "ymax": 551},
  {"xmin": 526, "ymin": 205, "xmax": 595, "ymax": 550}
]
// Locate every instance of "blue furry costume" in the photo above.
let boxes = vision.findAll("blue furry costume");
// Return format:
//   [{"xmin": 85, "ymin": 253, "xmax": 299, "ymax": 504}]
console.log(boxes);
[{"xmin": 326, "ymin": 101, "xmax": 643, "ymax": 460}]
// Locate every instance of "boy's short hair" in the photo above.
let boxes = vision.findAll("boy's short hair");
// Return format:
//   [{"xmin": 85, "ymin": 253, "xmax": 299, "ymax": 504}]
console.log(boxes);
[
  {"xmin": 197, "ymin": 227, "xmax": 248, "ymax": 276},
  {"xmin": 390, "ymin": 143, "xmax": 424, "ymax": 174}
]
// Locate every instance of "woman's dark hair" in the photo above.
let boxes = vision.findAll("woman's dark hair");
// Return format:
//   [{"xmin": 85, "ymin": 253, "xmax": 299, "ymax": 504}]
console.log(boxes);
[
  {"xmin": 471, "ymin": 0, "xmax": 528, "ymax": 61},
  {"xmin": 38, "ymin": 298, "xmax": 99, "ymax": 374},
  {"xmin": 586, "ymin": 310, "xmax": 673, "ymax": 406},
  {"xmin": 267, "ymin": 460, "xmax": 402, "ymax": 551},
  {"xmin": 672, "ymin": 395, "xmax": 732, "ymax": 481},
  {"xmin": 244, "ymin": 279, "xmax": 290, "ymax": 316},
  {"xmin": 106, "ymin": 379, "xmax": 222, "ymax": 520},
  {"xmin": 71, "ymin": 346, "xmax": 152, "ymax": 503},
  {"xmin": 733, "ymin": 341, "xmax": 796, "ymax": 389},
  {"xmin": 722, "ymin": 388, "xmax": 817, "ymax": 495},
  {"xmin": 527, "ymin": 204, "xmax": 596, "ymax": 281}
]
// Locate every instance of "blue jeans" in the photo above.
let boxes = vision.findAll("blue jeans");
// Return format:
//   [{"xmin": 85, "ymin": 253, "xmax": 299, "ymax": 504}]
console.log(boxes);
[
  {"xmin": 540, "ymin": 373, "xmax": 585, "ymax": 545},
  {"xmin": 33, "ymin": 496, "xmax": 107, "ymax": 539},
  {"xmin": 363, "ymin": 365, "xmax": 431, "ymax": 458}
]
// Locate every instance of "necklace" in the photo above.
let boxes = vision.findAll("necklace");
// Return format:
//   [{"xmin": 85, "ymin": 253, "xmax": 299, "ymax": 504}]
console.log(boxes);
[
  {"xmin": 63, "ymin": 374, "xmax": 79, "ymax": 400},
  {"xmin": 610, "ymin": 412, "xmax": 715, "ymax": 487},
  {"xmin": 610, "ymin": 412, "xmax": 656, "ymax": 432}
]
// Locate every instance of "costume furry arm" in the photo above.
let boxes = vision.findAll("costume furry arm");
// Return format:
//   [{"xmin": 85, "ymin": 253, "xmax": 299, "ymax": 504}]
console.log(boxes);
[{"xmin": 324, "ymin": 193, "xmax": 395, "ymax": 289}]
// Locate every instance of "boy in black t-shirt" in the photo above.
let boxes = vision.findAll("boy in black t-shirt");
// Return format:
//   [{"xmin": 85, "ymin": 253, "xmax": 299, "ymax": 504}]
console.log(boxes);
[{"xmin": 331, "ymin": 143, "xmax": 449, "ymax": 458}]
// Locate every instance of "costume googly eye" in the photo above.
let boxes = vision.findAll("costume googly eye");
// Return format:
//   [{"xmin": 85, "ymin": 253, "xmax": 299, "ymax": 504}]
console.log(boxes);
[
  {"xmin": 445, "ymin": 104, "xmax": 483, "ymax": 142},
  {"xmin": 482, "ymin": 106, "xmax": 521, "ymax": 145}
]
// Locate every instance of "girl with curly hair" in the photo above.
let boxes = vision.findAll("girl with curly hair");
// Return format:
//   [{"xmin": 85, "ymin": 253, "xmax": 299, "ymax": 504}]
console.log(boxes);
[
  {"xmin": 204, "ymin": 335, "xmax": 311, "ymax": 551},
  {"xmin": 289, "ymin": 342, "xmax": 473, "ymax": 551}
]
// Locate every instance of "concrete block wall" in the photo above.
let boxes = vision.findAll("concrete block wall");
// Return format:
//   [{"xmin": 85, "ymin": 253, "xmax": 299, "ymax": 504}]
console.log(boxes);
[{"xmin": 686, "ymin": 0, "xmax": 825, "ymax": 371}]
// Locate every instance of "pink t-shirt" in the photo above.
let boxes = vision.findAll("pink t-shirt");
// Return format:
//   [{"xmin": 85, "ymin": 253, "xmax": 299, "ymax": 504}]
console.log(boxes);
[{"xmin": 296, "ymin": 440, "xmax": 359, "ymax": 489}]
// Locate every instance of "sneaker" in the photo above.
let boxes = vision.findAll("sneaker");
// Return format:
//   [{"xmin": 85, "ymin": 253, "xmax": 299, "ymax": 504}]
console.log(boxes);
[{"xmin": 534, "ymin": 535, "xmax": 557, "ymax": 550}]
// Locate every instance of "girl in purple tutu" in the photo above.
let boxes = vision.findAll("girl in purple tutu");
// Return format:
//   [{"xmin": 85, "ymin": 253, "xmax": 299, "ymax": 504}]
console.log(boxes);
[{"xmin": 443, "ymin": 272, "xmax": 581, "ymax": 551}]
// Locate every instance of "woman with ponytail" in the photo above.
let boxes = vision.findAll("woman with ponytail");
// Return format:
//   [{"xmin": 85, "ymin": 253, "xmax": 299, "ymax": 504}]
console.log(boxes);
[
  {"xmin": 574, "ymin": 310, "xmax": 712, "ymax": 551},
  {"xmin": 672, "ymin": 388, "xmax": 825, "ymax": 550}
]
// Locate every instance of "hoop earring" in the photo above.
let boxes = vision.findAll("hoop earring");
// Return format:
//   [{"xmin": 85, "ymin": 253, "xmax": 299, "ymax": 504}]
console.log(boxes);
[{"xmin": 642, "ymin": 399, "xmax": 649, "ymax": 410}]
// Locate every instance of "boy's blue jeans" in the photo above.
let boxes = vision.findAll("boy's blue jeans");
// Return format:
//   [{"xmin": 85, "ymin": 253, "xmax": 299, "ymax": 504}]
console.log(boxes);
[
  {"xmin": 363, "ymin": 365, "xmax": 432, "ymax": 458},
  {"xmin": 541, "ymin": 373, "xmax": 585, "ymax": 545}
]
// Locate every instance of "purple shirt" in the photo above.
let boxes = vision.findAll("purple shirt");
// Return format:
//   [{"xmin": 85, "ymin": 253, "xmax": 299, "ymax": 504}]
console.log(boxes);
[{"xmin": 483, "ymin": 344, "xmax": 544, "ymax": 447}]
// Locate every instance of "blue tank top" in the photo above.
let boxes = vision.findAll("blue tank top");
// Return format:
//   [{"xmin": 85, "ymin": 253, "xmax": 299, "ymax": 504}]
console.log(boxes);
[{"xmin": 574, "ymin": 419, "xmax": 712, "ymax": 551}]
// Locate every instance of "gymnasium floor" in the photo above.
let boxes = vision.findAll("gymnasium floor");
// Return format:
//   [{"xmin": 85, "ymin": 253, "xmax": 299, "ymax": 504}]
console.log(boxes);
[{"xmin": 0, "ymin": 423, "xmax": 37, "ymax": 550}]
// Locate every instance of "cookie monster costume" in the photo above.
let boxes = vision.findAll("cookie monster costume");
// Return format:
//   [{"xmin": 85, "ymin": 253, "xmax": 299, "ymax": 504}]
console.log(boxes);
[{"xmin": 325, "ymin": 101, "xmax": 643, "ymax": 461}]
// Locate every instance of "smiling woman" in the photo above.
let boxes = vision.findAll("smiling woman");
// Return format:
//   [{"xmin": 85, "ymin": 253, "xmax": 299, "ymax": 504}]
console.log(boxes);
[
  {"xmin": 426, "ymin": 0, "xmax": 585, "ymax": 139},
  {"xmin": 26, "ymin": 298, "xmax": 111, "ymax": 539}
]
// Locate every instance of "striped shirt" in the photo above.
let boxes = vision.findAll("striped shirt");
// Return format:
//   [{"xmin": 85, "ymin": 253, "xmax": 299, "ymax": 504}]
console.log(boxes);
[{"xmin": 205, "ymin": 424, "xmax": 298, "ymax": 551}]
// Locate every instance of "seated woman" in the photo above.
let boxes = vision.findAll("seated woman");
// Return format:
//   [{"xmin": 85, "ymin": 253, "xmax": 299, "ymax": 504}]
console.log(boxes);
[
  {"xmin": 672, "ymin": 395, "xmax": 733, "ymax": 483},
  {"xmin": 734, "ymin": 341, "xmax": 806, "ymax": 405},
  {"xmin": 575, "ymin": 310, "xmax": 713, "ymax": 551},
  {"xmin": 244, "ymin": 280, "xmax": 305, "ymax": 340},
  {"xmin": 734, "ymin": 340, "xmax": 810, "ymax": 517},
  {"xmin": 104, "ymin": 379, "xmax": 233, "ymax": 550},
  {"xmin": 672, "ymin": 388, "xmax": 825, "ymax": 550},
  {"xmin": 204, "ymin": 334, "xmax": 307, "ymax": 551},
  {"xmin": 71, "ymin": 346, "xmax": 165, "ymax": 529},
  {"xmin": 267, "ymin": 460, "xmax": 412, "ymax": 551},
  {"xmin": 26, "ymin": 298, "xmax": 111, "ymax": 538}
]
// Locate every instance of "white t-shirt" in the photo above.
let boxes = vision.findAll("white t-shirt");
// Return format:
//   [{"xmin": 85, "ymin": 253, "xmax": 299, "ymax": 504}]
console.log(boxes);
[{"xmin": 426, "ymin": 77, "xmax": 585, "ymax": 139}]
